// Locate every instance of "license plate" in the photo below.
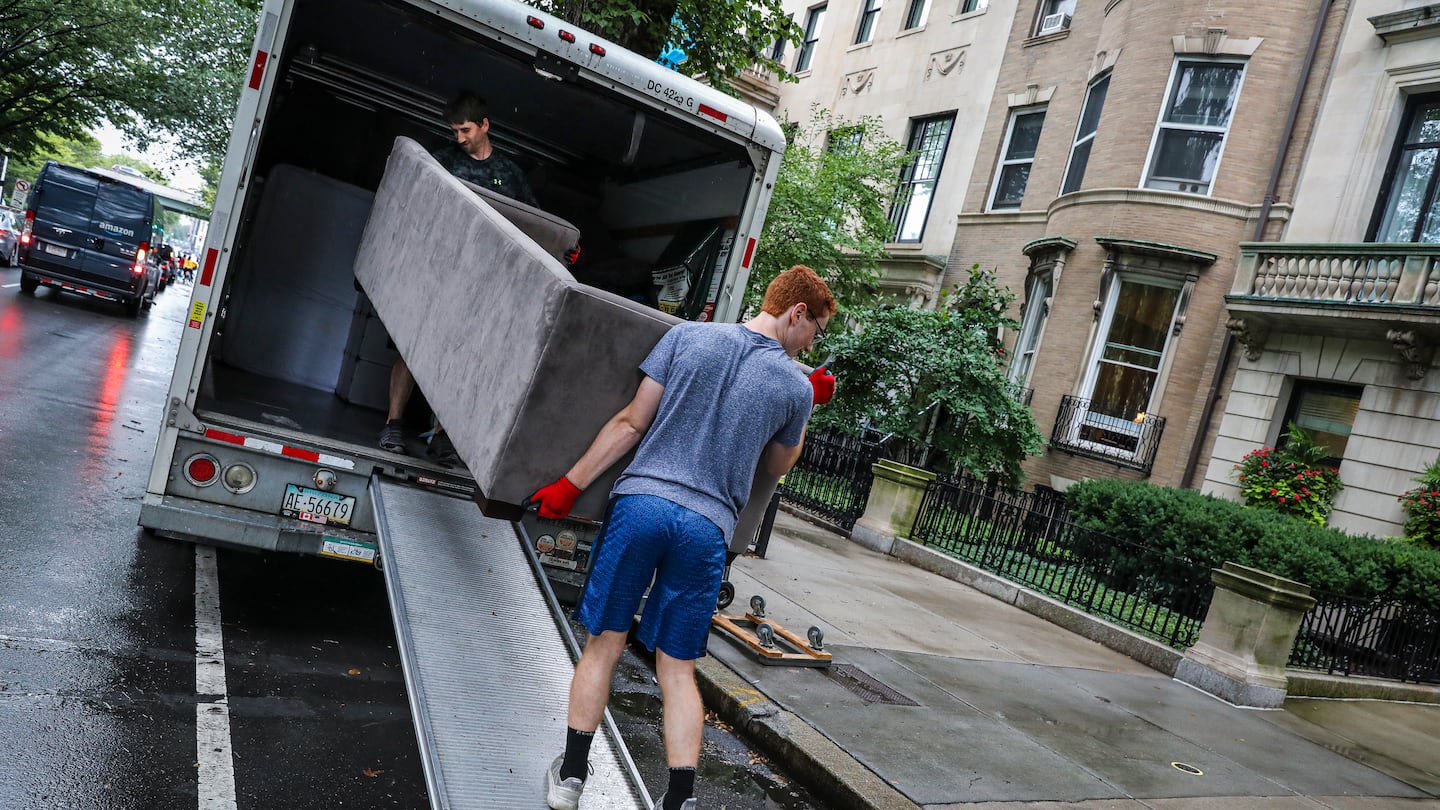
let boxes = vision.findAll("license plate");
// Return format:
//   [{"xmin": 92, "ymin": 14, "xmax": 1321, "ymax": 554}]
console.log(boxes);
[
  {"xmin": 44, "ymin": 243, "xmax": 67, "ymax": 256},
  {"xmin": 281, "ymin": 484, "xmax": 356, "ymax": 526}
]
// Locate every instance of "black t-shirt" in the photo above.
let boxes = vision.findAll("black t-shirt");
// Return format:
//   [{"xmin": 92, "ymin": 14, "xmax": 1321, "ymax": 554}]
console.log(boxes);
[{"xmin": 430, "ymin": 143, "xmax": 537, "ymax": 206}]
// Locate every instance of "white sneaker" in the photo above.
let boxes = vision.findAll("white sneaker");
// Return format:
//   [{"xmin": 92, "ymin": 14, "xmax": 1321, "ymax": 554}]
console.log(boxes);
[
  {"xmin": 545, "ymin": 755, "xmax": 585, "ymax": 810},
  {"xmin": 652, "ymin": 793, "xmax": 697, "ymax": 810}
]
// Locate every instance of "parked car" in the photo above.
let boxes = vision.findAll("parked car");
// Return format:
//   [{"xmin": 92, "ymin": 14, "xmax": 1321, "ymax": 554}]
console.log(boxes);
[
  {"xmin": 16, "ymin": 162, "xmax": 163, "ymax": 317},
  {"xmin": 0, "ymin": 208, "xmax": 20, "ymax": 266}
]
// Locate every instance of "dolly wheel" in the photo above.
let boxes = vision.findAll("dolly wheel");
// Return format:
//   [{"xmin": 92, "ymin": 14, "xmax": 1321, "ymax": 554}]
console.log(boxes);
[
  {"xmin": 716, "ymin": 581, "xmax": 734, "ymax": 611},
  {"xmin": 807, "ymin": 626, "xmax": 825, "ymax": 652},
  {"xmin": 749, "ymin": 594, "xmax": 766, "ymax": 618},
  {"xmin": 755, "ymin": 622, "xmax": 777, "ymax": 649}
]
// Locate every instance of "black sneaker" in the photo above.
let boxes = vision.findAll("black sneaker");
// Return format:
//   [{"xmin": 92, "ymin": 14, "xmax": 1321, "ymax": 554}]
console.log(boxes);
[
  {"xmin": 427, "ymin": 430, "xmax": 460, "ymax": 467},
  {"xmin": 379, "ymin": 421, "xmax": 405, "ymax": 454}
]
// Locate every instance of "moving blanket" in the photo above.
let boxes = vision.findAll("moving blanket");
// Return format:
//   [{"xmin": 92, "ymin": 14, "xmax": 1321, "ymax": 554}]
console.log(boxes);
[{"xmin": 354, "ymin": 137, "xmax": 678, "ymax": 520}]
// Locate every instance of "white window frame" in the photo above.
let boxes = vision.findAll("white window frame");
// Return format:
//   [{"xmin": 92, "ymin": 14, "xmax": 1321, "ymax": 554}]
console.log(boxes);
[
  {"xmin": 854, "ymin": 0, "xmax": 882, "ymax": 43},
  {"xmin": 795, "ymin": 4, "xmax": 826, "ymax": 72},
  {"xmin": 902, "ymin": 0, "xmax": 930, "ymax": 30},
  {"xmin": 1061, "ymin": 73, "xmax": 1109, "ymax": 195},
  {"xmin": 889, "ymin": 113, "xmax": 955, "ymax": 242},
  {"xmin": 1009, "ymin": 272, "xmax": 1052, "ymax": 387},
  {"xmin": 1141, "ymin": 57, "xmax": 1248, "ymax": 196},
  {"xmin": 988, "ymin": 106, "xmax": 1046, "ymax": 211},
  {"xmin": 1035, "ymin": 0, "xmax": 1074, "ymax": 35},
  {"xmin": 1069, "ymin": 276, "xmax": 1182, "ymax": 457}
]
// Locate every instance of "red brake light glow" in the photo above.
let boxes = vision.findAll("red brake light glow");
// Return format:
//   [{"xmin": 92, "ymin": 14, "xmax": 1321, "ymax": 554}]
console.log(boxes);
[
  {"xmin": 559, "ymin": 30, "xmax": 576, "ymax": 43},
  {"xmin": 590, "ymin": 43, "xmax": 606, "ymax": 56},
  {"xmin": 184, "ymin": 454, "xmax": 221, "ymax": 487},
  {"xmin": 20, "ymin": 210, "xmax": 33, "ymax": 245},
  {"xmin": 526, "ymin": 15, "xmax": 544, "ymax": 28},
  {"xmin": 133, "ymin": 241, "xmax": 149, "ymax": 275}
]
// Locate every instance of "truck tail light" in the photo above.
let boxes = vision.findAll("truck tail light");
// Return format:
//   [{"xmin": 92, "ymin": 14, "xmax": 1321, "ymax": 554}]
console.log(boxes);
[
  {"xmin": 222, "ymin": 462, "xmax": 257, "ymax": 494},
  {"xmin": 184, "ymin": 453, "xmax": 221, "ymax": 487}
]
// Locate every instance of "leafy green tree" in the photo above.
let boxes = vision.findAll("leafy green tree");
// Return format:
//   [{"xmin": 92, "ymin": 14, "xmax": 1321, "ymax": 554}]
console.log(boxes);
[
  {"xmin": 812, "ymin": 266, "xmax": 1045, "ymax": 485},
  {"xmin": 744, "ymin": 107, "xmax": 910, "ymax": 316},
  {"xmin": 533, "ymin": 0, "xmax": 799, "ymax": 93},
  {"xmin": 0, "ymin": 0, "xmax": 261, "ymax": 173},
  {"xmin": 4, "ymin": 132, "xmax": 168, "ymax": 199}
]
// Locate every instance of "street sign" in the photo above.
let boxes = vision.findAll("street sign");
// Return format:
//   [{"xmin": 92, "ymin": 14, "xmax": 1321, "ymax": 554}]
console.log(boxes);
[{"xmin": 14, "ymin": 179, "xmax": 30, "ymax": 193}]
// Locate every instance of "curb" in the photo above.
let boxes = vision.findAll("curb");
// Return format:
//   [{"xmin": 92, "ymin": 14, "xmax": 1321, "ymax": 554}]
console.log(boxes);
[{"xmin": 694, "ymin": 656, "xmax": 920, "ymax": 810}]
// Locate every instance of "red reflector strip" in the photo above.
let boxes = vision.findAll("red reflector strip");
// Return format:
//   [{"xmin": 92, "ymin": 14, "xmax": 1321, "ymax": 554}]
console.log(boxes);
[
  {"xmin": 200, "ymin": 248, "xmax": 218, "ymax": 286},
  {"xmin": 526, "ymin": 15, "xmax": 544, "ymax": 28},
  {"xmin": 559, "ymin": 30, "xmax": 575, "ymax": 43},
  {"xmin": 202, "ymin": 427, "xmax": 356, "ymax": 470},
  {"xmin": 742, "ymin": 237, "xmax": 757, "ymax": 269},
  {"xmin": 698, "ymin": 104, "xmax": 728, "ymax": 123},
  {"xmin": 590, "ymin": 43, "xmax": 606, "ymax": 56},
  {"xmin": 248, "ymin": 50, "xmax": 269, "ymax": 90}
]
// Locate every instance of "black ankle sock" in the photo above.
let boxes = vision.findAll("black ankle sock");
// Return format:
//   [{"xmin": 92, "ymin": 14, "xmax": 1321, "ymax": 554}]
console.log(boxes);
[
  {"xmin": 560, "ymin": 728, "xmax": 593, "ymax": 781},
  {"xmin": 664, "ymin": 767, "xmax": 695, "ymax": 807}
]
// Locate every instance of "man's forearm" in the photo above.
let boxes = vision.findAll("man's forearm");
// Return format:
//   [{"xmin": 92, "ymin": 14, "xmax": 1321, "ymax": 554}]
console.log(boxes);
[{"xmin": 564, "ymin": 415, "xmax": 646, "ymax": 489}]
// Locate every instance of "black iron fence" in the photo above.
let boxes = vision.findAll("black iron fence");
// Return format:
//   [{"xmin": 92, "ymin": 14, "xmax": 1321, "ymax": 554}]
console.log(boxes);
[
  {"xmin": 1049, "ymin": 395, "xmax": 1167, "ymax": 474},
  {"xmin": 777, "ymin": 430, "xmax": 885, "ymax": 531},
  {"xmin": 911, "ymin": 473, "xmax": 1211, "ymax": 648},
  {"xmin": 1289, "ymin": 592, "xmax": 1440, "ymax": 684}
]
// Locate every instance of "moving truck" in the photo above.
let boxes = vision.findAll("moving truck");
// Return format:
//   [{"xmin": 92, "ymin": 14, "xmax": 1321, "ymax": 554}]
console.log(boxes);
[
  {"xmin": 139, "ymin": 0, "xmax": 785, "ymax": 563},
  {"xmin": 138, "ymin": 2, "xmax": 787, "ymax": 805}
]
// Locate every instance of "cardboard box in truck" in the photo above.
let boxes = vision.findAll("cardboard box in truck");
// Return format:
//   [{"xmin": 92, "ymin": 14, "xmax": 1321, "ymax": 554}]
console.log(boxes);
[{"xmin": 138, "ymin": 0, "xmax": 784, "ymax": 566}]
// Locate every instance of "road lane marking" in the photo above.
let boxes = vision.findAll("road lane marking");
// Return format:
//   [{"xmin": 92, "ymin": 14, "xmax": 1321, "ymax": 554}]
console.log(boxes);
[{"xmin": 195, "ymin": 545, "xmax": 237, "ymax": 810}]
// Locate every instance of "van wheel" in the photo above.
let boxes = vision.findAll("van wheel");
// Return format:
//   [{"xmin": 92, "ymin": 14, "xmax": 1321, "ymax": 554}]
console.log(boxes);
[
  {"xmin": 19, "ymin": 272, "xmax": 37, "ymax": 294},
  {"xmin": 124, "ymin": 295, "xmax": 142, "ymax": 318}
]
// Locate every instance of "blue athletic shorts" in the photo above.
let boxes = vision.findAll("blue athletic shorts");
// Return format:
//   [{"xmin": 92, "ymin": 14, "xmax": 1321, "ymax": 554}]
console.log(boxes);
[{"xmin": 575, "ymin": 494, "xmax": 725, "ymax": 660}]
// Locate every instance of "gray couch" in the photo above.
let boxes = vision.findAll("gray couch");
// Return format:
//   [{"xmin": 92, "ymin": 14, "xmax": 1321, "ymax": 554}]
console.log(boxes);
[{"xmin": 354, "ymin": 137, "xmax": 679, "ymax": 520}]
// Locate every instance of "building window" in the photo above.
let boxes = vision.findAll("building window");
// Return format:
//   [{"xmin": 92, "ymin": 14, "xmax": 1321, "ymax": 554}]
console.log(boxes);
[
  {"xmin": 989, "ymin": 107, "xmax": 1046, "ymax": 210},
  {"xmin": 959, "ymin": 0, "xmax": 983, "ymax": 13},
  {"xmin": 889, "ymin": 114, "xmax": 954, "ymax": 242},
  {"xmin": 1009, "ymin": 272, "xmax": 1051, "ymax": 387},
  {"xmin": 903, "ymin": 0, "xmax": 929, "ymax": 29},
  {"xmin": 1036, "ymin": 0, "xmax": 1074, "ymax": 34},
  {"xmin": 1077, "ymin": 278, "xmax": 1179, "ymax": 452},
  {"xmin": 795, "ymin": 5, "xmax": 826, "ymax": 72},
  {"xmin": 855, "ymin": 0, "xmax": 882, "ymax": 43},
  {"xmin": 768, "ymin": 18, "xmax": 791, "ymax": 62},
  {"xmin": 1371, "ymin": 93, "xmax": 1440, "ymax": 244},
  {"xmin": 1280, "ymin": 381, "xmax": 1362, "ymax": 468},
  {"xmin": 1061, "ymin": 74, "xmax": 1109, "ymax": 195},
  {"xmin": 1144, "ymin": 59, "xmax": 1246, "ymax": 195}
]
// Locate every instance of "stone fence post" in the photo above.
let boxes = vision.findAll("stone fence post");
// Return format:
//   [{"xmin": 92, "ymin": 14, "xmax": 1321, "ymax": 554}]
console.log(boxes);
[
  {"xmin": 1174, "ymin": 562, "xmax": 1316, "ymax": 708},
  {"xmin": 849, "ymin": 460, "xmax": 935, "ymax": 555}
]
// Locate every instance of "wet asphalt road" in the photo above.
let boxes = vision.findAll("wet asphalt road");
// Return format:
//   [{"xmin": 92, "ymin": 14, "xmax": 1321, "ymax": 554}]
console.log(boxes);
[{"xmin": 0, "ymin": 268, "xmax": 819, "ymax": 809}]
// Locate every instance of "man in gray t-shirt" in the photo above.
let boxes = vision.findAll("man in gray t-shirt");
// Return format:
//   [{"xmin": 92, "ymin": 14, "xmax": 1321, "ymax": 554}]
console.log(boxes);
[{"xmin": 531, "ymin": 265, "xmax": 837, "ymax": 810}]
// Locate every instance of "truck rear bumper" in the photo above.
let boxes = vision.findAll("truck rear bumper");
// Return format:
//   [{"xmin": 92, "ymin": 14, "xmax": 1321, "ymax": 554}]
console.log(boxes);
[{"xmin": 140, "ymin": 492, "xmax": 378, "ymax": 561}]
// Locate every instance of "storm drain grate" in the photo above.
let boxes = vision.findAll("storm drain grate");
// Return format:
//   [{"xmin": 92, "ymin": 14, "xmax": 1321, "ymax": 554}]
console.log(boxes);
[{"xmin": 825, "ymin": 663, "xmax": 920, "ymax": 706}]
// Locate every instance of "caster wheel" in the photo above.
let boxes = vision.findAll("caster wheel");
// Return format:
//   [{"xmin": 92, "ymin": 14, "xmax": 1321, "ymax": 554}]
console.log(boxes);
[
  {"xmin": 807, "ymin": 626, "xmax": 825, "ymax": 652},
  {"xmin": 749, "ymin": 594, "xmax": 767, "ymax": 618},
  {"xmin": 755, "ymin": 622, "xmax": 776, "ymax": 649},
  {"xmin": 717, "ymin": 581, "xmax": 734, "ymax": 611}
]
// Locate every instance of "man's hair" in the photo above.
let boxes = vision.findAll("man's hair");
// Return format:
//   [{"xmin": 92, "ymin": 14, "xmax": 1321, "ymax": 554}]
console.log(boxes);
[
  {"xmin": 444, "ymin": 91, "xmax": 489, "ymax": 127},
  {"xmin": 762, "ymin": 265, "xmax": 837, "ymax": 319}
]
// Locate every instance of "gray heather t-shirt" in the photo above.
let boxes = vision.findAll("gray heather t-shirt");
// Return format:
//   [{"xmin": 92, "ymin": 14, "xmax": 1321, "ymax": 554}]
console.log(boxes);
[{"xmin": 611, "ymin": 322, "xmax": 812, "ymax": 540}]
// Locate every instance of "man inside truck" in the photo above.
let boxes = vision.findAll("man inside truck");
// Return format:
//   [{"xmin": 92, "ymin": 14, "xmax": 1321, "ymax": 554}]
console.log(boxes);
[
  {"xmin": 530, "ymin": 265, "xmax": 838, "ymax": 810},
  {"xmin": 380, "ymin": 91, "xmax": 539, "ymax": 461}
]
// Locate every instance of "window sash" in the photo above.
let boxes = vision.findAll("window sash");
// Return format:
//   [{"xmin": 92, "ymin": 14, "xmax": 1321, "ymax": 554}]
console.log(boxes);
[
  {"xmin": 1010, "ymin": 274, "xmax": 1051, "ymax": 385},
  {"xmin": 990, "ymin": 108, "xmax": 1046, "ymax": 210},
  {"xmin": 1282, "ymin": 381, "xmax": 1362, "ymax": 466},
  {"xmin": 889, "ymin": 114, "xmax": 954, "ymax": 242},
  {"xmin": 903, "ymin": 0, "xmax": 929, "ymax": 29},
  {"xmin": 1072, "ymin": 279, "xmax": 1180, "ymax": 453},
  {"xmin": 1144, "ymin": 59, "xmax": 1245, "ymax": 195},
  {"xmin": 1062, "ymin": 75, "xmax": 1109, "ymax": 195},
  {"xmin": 1374, "ymin": 96, "xmax": 1440, "ymax": 244},
  {"xmin": 855, "ymin": 0, "xmax": 881, "ymax": 43},
  {"xmin": 795, "ymin": 5, "xmax": 826, "ymax": 71}
]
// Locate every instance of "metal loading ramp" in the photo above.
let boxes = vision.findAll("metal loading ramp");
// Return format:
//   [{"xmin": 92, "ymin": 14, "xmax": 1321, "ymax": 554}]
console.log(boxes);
[{"xmin": 371, "ymin": 476, "xmax": 648, "ymax": 809}]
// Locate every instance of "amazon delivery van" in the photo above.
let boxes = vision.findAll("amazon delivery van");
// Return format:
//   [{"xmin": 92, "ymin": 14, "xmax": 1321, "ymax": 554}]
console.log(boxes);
[{"xmin": 138, "ymin": 0, "xmax": 785, "ymax": 564}]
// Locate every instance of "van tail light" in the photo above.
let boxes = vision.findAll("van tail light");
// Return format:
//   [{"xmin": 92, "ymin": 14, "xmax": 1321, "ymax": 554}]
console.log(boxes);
[
  {"xmin": 19, "ymin": 210, "xmax": 33, "ymax": 246},
  {"xmin": 184, "ymin": 453, "xmax": 221, "ymax": 487},
  {"xmin": 133, "ymin": 241, "xmax": 149, "ymax": 275}
]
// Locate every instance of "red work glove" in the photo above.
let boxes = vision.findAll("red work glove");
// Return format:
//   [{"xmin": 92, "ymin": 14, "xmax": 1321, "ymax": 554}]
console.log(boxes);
[
  {"xmin": 809, "ymin": 366, "xmax": 836, "ymax": 406},
  {"xmin": 530, "ymin": 476, "xmax": 582, "ymax": 519}
]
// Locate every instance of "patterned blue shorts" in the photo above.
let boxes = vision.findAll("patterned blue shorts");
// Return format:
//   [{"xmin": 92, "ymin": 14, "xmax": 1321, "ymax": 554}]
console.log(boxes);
[{"xmin": 575, "ymin": 494, "xmax": 725, "ymax": 660}]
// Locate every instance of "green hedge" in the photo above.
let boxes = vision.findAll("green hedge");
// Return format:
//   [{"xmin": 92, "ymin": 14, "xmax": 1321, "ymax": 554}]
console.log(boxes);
[{"xmin": 1064, "ymin": 479, "xmax": 1440, "ymax": 610}]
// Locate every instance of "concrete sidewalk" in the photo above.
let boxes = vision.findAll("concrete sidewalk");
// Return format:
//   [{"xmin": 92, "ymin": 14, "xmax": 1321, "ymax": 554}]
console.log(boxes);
[{"xmin": 696, "ymin": 510, "xmax": 1440, "ymax": 809}]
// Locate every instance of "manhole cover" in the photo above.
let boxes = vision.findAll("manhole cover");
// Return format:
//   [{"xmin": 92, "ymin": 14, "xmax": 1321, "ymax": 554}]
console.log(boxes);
[{"xmin": 824, "ymin": 663, "xmax": 919, "ymax": 706}]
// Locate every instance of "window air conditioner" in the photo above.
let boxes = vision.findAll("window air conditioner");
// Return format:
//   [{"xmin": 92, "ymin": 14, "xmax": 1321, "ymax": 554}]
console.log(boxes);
[{"xmin": 1038, "ymin": 12, "xmax": 1071, "ymax": 34}]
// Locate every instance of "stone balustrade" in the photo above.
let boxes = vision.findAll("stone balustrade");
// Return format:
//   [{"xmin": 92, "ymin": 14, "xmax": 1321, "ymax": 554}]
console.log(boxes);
[{"xmin": 1232, "ymin": 243, "xmax": 1440, "ymax": 306}]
